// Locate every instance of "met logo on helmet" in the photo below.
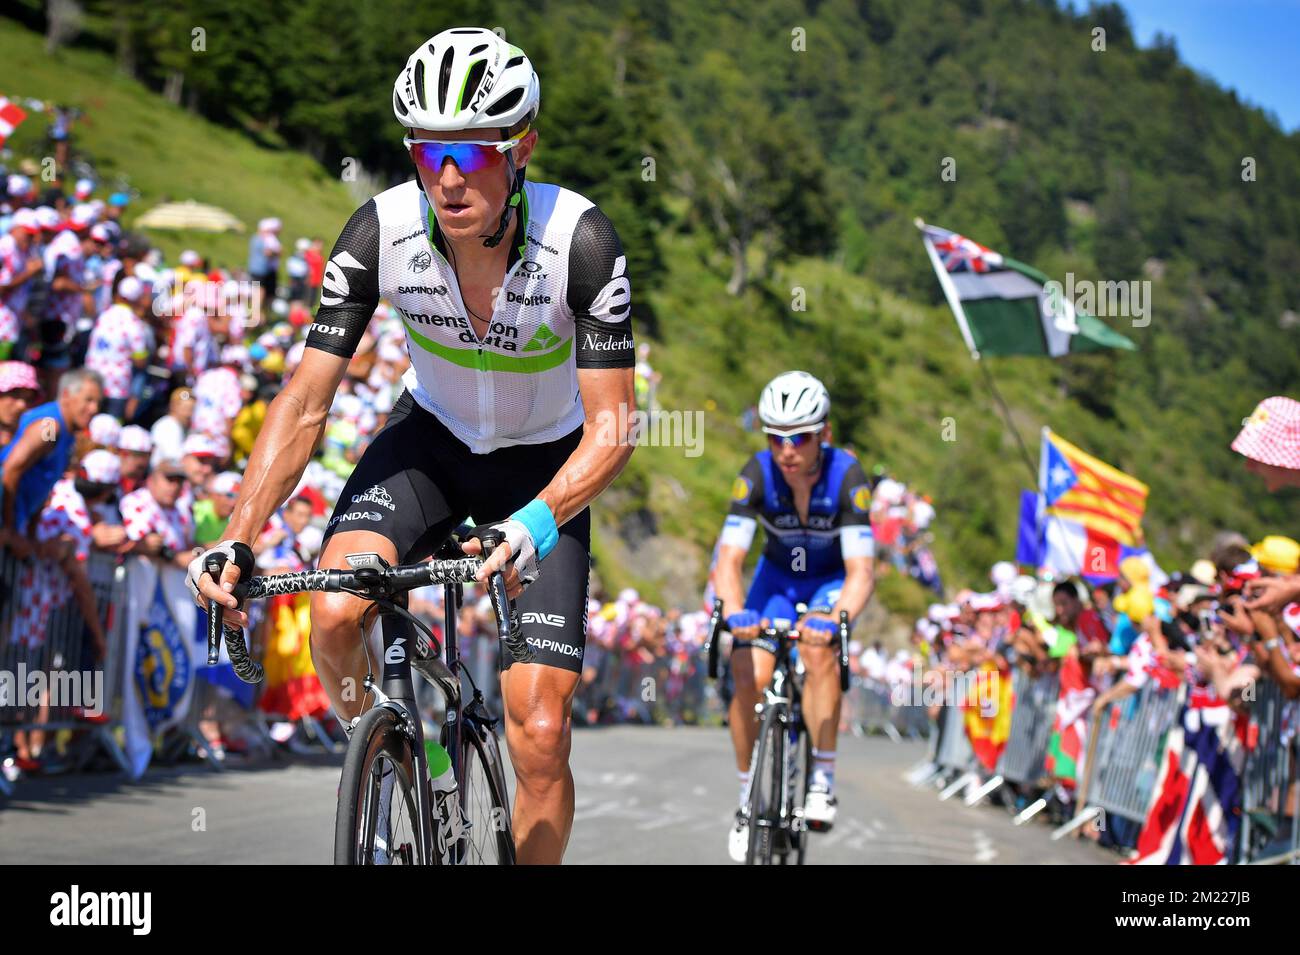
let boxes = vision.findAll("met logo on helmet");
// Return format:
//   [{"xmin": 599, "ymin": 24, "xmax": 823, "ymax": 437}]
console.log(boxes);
[{"xmin": 467, "ymin": 64, "xmax": 498, "ymax": 112}]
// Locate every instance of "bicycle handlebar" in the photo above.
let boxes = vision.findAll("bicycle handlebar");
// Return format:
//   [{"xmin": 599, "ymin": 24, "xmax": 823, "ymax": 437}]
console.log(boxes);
[
  {"xmin": 205, "ymin": 548, "xmax": 531, "ymax": 685},
  {"xmin": 704, "ymin": 598, "xmax": 851, "ymax": 690}
]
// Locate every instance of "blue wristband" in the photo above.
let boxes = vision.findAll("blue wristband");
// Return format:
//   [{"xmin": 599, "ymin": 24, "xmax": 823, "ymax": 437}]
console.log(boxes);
[{"xmin": 511, "ymin": 499, "xmax": 559, "ymax": 560}]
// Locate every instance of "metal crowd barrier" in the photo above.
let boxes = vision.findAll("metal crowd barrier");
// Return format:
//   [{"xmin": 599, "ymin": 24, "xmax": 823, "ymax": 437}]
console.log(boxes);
[
  {"xmin": 573, "ymin": 644, "xmax": 719, "ymax": 726},
  {"xmin": 998, "ymin": 670, "xmax": 1060, "ymax": 786},
  {"xmin": 1238, "ymin": 680, "xmax": 1296, "ymax": 864},
  {"xmin": 932, "ymin": 699, "xmax": 980, "ymax": 800},
  {"xmin": 845, "ymin": 676, "xmax": 902, "ymax": 741},
  {"xmin": 0, "ymin": 550, "xmax": 132, "ymax": 793},
  {"xmin": 1052, "ymin": 680, "xmax": 1184, "ymax": 839}
]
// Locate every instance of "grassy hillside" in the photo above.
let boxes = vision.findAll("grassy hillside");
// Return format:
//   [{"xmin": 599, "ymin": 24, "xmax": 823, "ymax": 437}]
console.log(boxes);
[{"xmin": 0, "ymin": 19, "xmax": 356, "ymax": 267}]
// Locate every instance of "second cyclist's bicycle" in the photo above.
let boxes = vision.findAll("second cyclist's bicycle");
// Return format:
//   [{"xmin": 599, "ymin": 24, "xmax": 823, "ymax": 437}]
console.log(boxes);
[{"xmin": 704, "ymin": 599, "xmax": 849, "ymax": 865}]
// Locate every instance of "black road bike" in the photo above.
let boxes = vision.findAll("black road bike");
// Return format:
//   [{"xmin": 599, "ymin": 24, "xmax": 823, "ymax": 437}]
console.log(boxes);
[
  {"xmin": 206, "ymin": 527, "xmax": 525, "ymax": 865},
  {"xmin": 704, "ymin": 599, "xmax": 849, "ymax": 865}
]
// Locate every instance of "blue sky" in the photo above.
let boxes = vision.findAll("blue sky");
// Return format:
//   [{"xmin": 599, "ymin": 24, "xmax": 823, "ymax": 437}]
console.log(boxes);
[{"xmin": 1117, "ymin": 0, "xmax": 1300, "ymax": 131}]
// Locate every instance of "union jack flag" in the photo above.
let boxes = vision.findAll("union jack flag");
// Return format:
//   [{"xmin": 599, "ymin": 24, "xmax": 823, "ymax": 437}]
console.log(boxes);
[
  {"xmin": 1129, "ymin": 692, "xmax": 1246, "ymax": 865},
  {"xmin": 920, "ymin": 224, "xmax": 1002, "ymax": 274}
]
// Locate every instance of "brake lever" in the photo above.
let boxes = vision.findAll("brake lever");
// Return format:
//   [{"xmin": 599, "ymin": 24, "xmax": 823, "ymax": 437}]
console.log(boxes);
[{"xmin": 468, "ymin": 528, "xmax": 535, "ymax": 665}]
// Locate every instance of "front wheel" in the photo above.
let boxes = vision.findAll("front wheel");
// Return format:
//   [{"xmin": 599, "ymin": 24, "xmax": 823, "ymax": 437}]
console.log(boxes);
[
  {"xmin": 335, "ymin": 706, "xmax": 432, "ymax": 865},
  {"xmin": 746, "ymin": 702, "xmax": 787, "ymax": 865},
  {"xmin": 457, "ymin": 723, "xmax": 516, "ymax": 864}
]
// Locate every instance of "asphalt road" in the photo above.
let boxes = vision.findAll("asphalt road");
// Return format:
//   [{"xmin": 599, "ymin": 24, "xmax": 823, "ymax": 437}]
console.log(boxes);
[{"xmin": 1, "ymin": 727, "xmax": 1112, "ymax": 865}]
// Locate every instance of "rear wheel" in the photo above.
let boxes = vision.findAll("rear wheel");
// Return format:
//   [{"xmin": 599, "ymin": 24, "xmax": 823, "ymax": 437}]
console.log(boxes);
[
  {"xmin": 457, "ymin": 723, "xmax": 515, "ymax": 864},
  {"xmin": 746, "ymin": 702, "xmax": 786, "ymax": 865},
  {"xmin": 335, "ymin": 706, "xmax": 431, "ymax": 865}
]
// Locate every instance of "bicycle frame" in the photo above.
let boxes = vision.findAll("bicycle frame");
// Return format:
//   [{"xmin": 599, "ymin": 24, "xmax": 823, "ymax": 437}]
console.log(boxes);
[
  {"xmin": 749, "ymin": 628, "xmax": 806, "ymax": 843},
  {"xmin": 364, "ymin": 571, "xmax": 495, "ymax": 864}
]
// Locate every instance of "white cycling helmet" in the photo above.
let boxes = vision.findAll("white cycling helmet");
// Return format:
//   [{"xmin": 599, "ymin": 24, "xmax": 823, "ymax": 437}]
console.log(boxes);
[
  {"xmin": 392, "ymin": 28, "xmax": 539, "ymax": 134},
  {"xmin": 758, "ymin": 371, "xmax": 830, "ymax": 433}
]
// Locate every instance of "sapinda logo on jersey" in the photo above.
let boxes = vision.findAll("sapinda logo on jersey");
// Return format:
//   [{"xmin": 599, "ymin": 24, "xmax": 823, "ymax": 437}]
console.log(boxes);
[
  {"xmin": 527, "ymin": 637, "xmax": 581, "ymax": 657},
  {"xmin": 397, "ymin": 285, "xmax": 448, "ymax": 295},
  {"xmin": 320, "ymin": 250, "xmax": 365, "ymax": 306},
  {"xmin": 328, "ymin": 510, "xmax": 382, "ymax": 528}
]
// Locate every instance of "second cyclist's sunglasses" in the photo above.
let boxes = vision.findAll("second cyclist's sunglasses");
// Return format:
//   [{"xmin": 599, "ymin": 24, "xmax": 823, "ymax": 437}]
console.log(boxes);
[
  {"xmin": 764, "ymin": 423, "xmax": 825, "ymax": 449},
  {"xmin": 404, "ymin": 128, "xmax": 529, "ymax": 175}
]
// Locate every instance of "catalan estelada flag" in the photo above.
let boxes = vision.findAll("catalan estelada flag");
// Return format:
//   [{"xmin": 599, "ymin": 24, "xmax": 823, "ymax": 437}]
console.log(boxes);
[{"xmin": 1039, "ymin": 428, "xmax": 1148, "ymax": 546}]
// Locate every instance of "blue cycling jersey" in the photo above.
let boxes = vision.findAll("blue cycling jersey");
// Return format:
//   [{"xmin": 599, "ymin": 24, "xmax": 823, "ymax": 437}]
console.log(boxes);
[{"xmin": 720, "ymin": 444, "xmax": 874, "ymax": 579}]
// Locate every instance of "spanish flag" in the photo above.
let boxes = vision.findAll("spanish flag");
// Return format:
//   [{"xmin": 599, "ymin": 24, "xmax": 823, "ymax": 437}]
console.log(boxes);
[
  {"xmin": 963, "ymin": 661, "xmax": 1015, "ymax": 772},
  {"xmin": 259, "ymin": 593, "xmax": 332, "ymax": 721},
  {"xmin": 1039, "ymin": 428, "xmax": 1148, "ymax": 546}
]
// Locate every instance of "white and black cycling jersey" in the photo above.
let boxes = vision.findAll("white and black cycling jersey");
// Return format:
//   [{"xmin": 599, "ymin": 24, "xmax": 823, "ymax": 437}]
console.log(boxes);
[{"xmin": 305, "ymin": 179, "xmax": 634, "ymax": 453}]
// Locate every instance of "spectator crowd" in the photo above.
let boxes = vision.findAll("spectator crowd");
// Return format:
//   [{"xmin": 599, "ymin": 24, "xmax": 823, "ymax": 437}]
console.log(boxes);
[{"xmin": 890, "ymin": 395, "xmax": 1300, "ymax": 861}]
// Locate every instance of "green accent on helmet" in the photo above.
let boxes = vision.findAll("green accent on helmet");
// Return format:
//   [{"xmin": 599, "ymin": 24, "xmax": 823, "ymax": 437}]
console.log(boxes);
[
  {"xmin": 402, "ymin": 318, "xmax": 572, "ymax": 373},
  {"xmin": 457, "ymin": 58, "xmax": 486, "ymax": 113}
]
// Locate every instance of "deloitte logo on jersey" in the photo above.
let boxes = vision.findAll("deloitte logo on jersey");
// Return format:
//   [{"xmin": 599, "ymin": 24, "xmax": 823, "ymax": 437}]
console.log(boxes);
[
  {"xmin": 506, "ymin": 290, "xmax": 551, "ymax": 307},
  {"xmin": 522, "ymin": 324, "xmax": 561, "ymax": 352}
]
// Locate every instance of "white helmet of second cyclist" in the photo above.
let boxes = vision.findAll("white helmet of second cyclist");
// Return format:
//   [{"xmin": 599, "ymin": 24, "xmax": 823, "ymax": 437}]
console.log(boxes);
[
  {"xmin": 758, "ymin": 371, "xmax": 830, "ymax": 434},
  {"xmin": 392, "ymin": 27, "xmax": 540, "ymax": 133}
]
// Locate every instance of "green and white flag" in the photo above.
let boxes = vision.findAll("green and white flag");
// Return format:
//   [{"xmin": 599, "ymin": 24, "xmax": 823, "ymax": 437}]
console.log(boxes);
[{"xmin": 916, "ymin": 219, "xmax": 1137, "ymax": 359}]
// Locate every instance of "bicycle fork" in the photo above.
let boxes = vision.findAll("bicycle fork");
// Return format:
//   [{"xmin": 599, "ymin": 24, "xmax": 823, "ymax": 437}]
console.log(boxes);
[{"xmin": 367, "ymin": 607, "xmax": 438, "ymax": 864}]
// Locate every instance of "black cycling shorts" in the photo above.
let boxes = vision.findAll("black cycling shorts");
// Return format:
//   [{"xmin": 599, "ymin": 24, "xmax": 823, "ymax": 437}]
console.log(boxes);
[{"xmin": 322, "ymin": 390, "xmax": 590, "ymax": 673}]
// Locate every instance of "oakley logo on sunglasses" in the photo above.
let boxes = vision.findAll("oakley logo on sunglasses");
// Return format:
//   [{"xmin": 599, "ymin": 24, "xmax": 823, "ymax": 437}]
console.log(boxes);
[{"xmin": 768, "ymin": 431, "xmax": 817, "ymax": 448}]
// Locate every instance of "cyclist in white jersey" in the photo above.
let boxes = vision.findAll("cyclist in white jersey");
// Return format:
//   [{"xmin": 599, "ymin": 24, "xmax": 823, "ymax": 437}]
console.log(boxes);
[{"xmin": 189, "ymin": 28, "xmax": 636, "ymax": 864}]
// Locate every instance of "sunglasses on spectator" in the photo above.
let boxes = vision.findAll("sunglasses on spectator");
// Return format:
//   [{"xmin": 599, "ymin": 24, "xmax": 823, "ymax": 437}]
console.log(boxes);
[
  {"xmin": 403, "ymin": 129, "xmax": 528, "ymax": 174},
  {"xmin": 160, "ymin": 473, "xmax": 186, "ymax": 484}
]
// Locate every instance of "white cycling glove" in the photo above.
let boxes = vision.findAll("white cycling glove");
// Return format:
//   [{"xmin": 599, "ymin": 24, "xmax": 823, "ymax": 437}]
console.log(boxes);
[
  {"xmin": 185, "ymin": 539, "xmax": 250, "ymax": 604},
  {"xmin": 481, "ymin": 519, "xmax": 541, "ymax": 587}
]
